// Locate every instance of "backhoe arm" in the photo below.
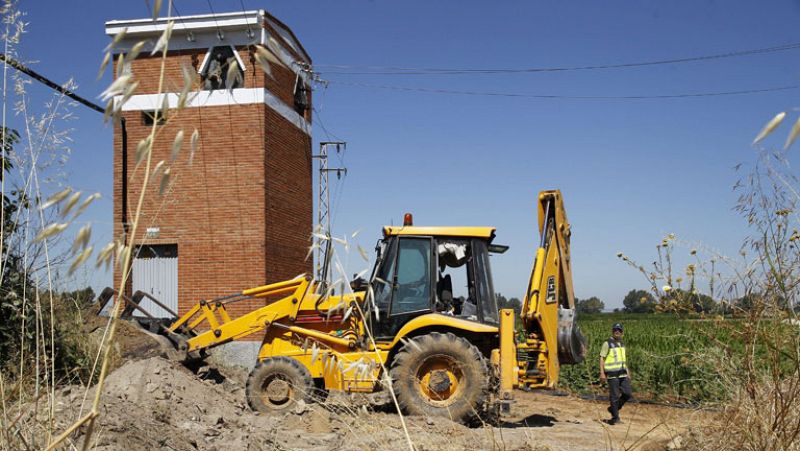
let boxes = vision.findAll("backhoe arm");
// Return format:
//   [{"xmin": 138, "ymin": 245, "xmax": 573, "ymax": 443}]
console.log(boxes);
[
  {"xmin": 522, "ymin": 190, "xmax": 576, "ymax": 318},
  {"xmin": 521, "ymin": 190, "xmax": 585, "ymax": 371}
]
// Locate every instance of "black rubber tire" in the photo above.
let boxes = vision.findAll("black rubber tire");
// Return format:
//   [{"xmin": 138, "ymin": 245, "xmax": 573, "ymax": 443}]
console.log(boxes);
[
  {"xmin": 390, "ymin": 332, "xmax": 490, "ymax": 424},
  {"xmin": 246, "ymin": 356, "xmax": 315, "ymax": 414}
]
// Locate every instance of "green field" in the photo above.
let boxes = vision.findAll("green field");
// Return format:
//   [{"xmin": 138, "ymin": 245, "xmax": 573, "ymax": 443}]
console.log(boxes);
[{"xmin": 558, "ymin": 313, "xmax": 729, "ymax": 403}]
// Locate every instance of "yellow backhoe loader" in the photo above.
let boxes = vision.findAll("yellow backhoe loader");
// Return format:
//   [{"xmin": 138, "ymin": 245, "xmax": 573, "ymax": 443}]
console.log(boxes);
[{"xmin": 99, "ymin": 190, "xmax": 586, "ymax": 423}]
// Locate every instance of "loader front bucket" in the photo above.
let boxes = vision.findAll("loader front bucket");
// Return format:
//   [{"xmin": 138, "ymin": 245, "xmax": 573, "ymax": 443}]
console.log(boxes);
[{"xmin": 93, "ymin": 287, "xmax": 200, "ymax": 362}]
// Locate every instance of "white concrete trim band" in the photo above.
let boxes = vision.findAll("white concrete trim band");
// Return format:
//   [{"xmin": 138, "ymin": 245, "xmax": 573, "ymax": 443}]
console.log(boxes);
[
  {"xmin": 105, "ymin": 11, "xmax": 261, "ymax": 37},
  {"xmin": 105, "ymin": 10, "xmax": 311, "ymax": 66},
  {"xmin": 114, "ymin": 88, "xmax": 311, "ymax": 135}
]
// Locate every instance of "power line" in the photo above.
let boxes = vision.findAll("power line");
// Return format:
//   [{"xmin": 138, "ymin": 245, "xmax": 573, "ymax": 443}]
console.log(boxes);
[
  {"xmin": 316, "ymin": 42, "xmax": 800, "ymax": 75},
  {"xmin": 0, "ymin": 53, "xmax": 134, "ymax": 232},
  {"xmin": 170, "ymin": 1, "xmax": 196, "ymax": 39},
  {"xmin": 312, "ymin": 106, "xmax": 344, "ymax": 143},
  {"xmin": 326, "ymin": 79, "xmax": 799, "ymax": 100},
  {"xmin": 205, "ymin": 0, "xmax": 225, "ymax": 40},
  {"xmin": 236, "ymin": 0, "xmax": 254, "ymax": 38},
  {"xmin": 0, "ymin": 54, "xmax": 104, "ymax": 113}
]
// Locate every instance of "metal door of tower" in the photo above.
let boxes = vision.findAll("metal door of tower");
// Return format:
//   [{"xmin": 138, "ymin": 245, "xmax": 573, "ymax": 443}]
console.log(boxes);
[{"xmin": 132, "ymin": 245, "xmax": 178, "ymax": 318}]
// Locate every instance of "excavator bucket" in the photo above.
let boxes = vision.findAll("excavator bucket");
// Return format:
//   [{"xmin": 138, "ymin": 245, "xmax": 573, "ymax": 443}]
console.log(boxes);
[{"xmin": 557, "ymin": 308, "xmax": 587, "ymax": 364}]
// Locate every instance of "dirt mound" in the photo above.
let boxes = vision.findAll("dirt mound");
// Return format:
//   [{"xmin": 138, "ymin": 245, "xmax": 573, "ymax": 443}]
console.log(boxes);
[
  {"xmin": 22, "ymin": 356, "xmax": 708, "ymax": 450},
  {"xmin": 30, "ymin": 358, "xmax": 518, "ymax": 450},
  {"xmin": 95, "ymin": 359, "xmax": 283, "ymax": 450}
]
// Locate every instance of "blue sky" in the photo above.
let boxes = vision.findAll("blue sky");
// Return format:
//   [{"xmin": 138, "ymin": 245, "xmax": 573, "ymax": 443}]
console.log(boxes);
[{"xmin": 9, "ymin": 1, "xmax": 800, "ymax": 308}]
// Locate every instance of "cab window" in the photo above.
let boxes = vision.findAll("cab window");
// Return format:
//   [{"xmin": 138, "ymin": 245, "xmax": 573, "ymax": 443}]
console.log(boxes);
[
  {"xmin": 391, "ymin": 238, "xmax": 432, "ymax": 315},
  {"xmin": 372, "ymin": 238, "xmax": 397, "ymax": 319},
  {"xmin": 435, "ymin": 238, "xmax": 498, "ymax": 324},
  {"xmin": 473, "ymin": 239, "xmax": 499, "ymax": 324}
]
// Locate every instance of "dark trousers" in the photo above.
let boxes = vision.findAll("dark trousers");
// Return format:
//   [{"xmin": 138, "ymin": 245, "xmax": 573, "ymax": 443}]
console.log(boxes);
[{"xmin": 608, "ymin": 376, "xmax": 632, "ymax": 419}]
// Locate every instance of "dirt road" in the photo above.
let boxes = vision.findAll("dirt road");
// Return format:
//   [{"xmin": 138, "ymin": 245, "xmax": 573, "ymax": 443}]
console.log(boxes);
[{"xmin": 498, "ymin": 390, "xmax": 703, "ymax": 450}]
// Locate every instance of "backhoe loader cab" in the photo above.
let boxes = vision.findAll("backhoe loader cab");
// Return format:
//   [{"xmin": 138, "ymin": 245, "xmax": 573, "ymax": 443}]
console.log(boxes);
[
  {"xmin": 367, "ymin": 225, "xmax": 503, "ymax": 340},
  {"xmin": 107, "ymin": 190, "xmax": 586, "ymax": 424}
]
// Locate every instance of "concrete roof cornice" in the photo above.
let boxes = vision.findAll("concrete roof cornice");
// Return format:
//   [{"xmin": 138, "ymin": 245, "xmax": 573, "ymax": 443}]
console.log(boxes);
[{"xmin": 104, "ymin": 10, "xmax": 311, "ymax": 64}]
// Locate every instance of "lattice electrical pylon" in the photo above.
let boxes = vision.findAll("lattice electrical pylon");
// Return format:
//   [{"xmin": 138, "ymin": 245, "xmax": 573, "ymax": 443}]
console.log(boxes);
[{"xmin": 312, "ymin": 141, "xmax": 347, "ymax": 286}]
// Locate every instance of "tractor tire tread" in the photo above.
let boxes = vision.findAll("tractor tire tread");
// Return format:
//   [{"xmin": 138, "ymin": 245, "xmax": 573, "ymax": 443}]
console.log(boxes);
[
  {"xmin": 389, "ymin": 332, "xmax": 490, "ymax": 424},
  {"xmin": 246, "ymin": 356, "xmax": 316, "ymax": 414}
]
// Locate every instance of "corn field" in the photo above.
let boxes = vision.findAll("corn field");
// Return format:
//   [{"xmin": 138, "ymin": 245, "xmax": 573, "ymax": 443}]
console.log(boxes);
[{"xmin": 559, "ymin": 313, "xmax": 734, "ymax": 403}]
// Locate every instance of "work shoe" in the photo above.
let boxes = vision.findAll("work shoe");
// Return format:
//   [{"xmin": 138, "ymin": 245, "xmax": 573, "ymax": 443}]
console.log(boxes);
[{"xmin": 604, "ymin": 417, "xmax": 622, "ymax": 425}]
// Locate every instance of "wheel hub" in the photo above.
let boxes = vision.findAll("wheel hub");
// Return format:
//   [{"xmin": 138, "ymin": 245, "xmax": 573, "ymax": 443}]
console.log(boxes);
[
  {"xmin": 428, "ymin": 370, "xmax": 452, "ymax": 393},
  {"xmin": 417, "ymin": 355, "xmax": 462, "ymax": 405},
  {"xmin": 265, "ymin": 378, "xmax": 291, "ymax": 404}
]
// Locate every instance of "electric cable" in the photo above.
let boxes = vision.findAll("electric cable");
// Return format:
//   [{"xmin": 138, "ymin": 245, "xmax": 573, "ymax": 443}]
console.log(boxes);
[
  {"xmin": 170, "ymin": 1, "xmax": 196, "ymax": 37},
  {"xmin": 205, "ymin": 0, "xmax": 225, "ymax": 40},
  {"xmin": 236, "ymin": 0, "xmax": 254, "ymax": 38},
  {"xmin": 316, "ymin": 42, "xmax": 800, "ymax": 75},
  {"xmin": 0, "ymin": 54, "xmax": 104, "ymax": 113},
  {"xmin": 313, "ymin": 106, "xmax": 344, "ymax": 143},
  {"xmin": 326, "ymin": 79, "xmax": 799, "ymax": 100}
]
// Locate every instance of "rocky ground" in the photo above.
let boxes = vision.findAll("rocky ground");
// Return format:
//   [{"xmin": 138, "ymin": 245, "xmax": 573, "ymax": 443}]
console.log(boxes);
[{"xmin": 12, "ymin": 353, "xmax": 710, "ymax": 451}]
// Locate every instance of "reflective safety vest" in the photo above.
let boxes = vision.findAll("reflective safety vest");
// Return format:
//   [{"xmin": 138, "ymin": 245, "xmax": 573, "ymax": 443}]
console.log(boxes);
[{"xmin": 603, "ymin": 339, "xmax": 627, "ymax": 375}]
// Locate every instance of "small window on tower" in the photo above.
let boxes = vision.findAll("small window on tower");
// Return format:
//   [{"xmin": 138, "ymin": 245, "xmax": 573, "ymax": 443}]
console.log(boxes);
[
  {"xmin": 142, "ymin": 111, "xmax": 166, "ymax": 126},
  {"xmin": 200, "ymin": 46, "xmax": 244, "ymax": 90}
]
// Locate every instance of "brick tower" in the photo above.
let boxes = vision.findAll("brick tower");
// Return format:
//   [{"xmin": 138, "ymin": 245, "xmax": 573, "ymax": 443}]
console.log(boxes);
[{"xmin": 105, "ymin": 11, "xmax": 313, "ymax": 322}]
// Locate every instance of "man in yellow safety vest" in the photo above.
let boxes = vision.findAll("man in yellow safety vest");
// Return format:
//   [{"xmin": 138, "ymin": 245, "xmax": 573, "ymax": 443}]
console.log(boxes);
[{"xmin": 599, "ymin": 323, "xmax": 632, "ymax": 425}]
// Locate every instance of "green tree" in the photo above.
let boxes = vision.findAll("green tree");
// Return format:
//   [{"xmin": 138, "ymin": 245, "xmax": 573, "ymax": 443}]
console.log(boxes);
[
  {"xmin": 576, "ymin": 296, "xmax": 605, "ymax": 314},
  {"xmin": 496, "ymin": 292, "xmax": 522, "ymax": 315},
  {"xmin": 680, "ymin": 289, "xmax": 717, "ymax": 313},
  {"xmin": 730, "ymin": 293, "xmax": 759, "ymax": 312},
  {"xmin": 62, "ymin": 286, "xmax": 96, "ymax": 310},
  {"xmin": 692, "ymin": 291, "xmax": 717, "ymax": 313},
  {"xmin": 622, "ymin": 289, "xmax": 656, "ymax": 313}
]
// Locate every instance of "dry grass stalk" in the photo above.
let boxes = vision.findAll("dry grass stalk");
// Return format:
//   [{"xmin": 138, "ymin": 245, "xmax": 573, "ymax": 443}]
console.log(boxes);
[
  {"xmin": 306, "ymin": 243, "xmax": 416, "ymax": 450},
  {"xmin": 0, "ymin": 0, "xmax": 195, "ymax": 448},
  {"xmin": 753, "ymin": 111, "xmax": 786, "ymax": 145},
  {"xmin": 0, "ymin": 2, "xmax": 107, "ymax": 448},
  {"xmin": 75, "ymin": 10, "xmax": 177, "ymax": 451},
  {"xmin": 616, "ymin": 112, "xmax": 800, "ymax": 450},
  {"xmin": 0, "ymin": 7, "xmax": 89, "ymax": 451}
]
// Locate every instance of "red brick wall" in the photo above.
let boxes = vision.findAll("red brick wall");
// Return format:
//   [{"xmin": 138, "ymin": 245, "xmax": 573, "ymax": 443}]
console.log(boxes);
[
  {"xmin": 112, "ymin": 39, "xmax": 312, "ymax": 333},
  {"xmin": 111, "ymin": 43, "xmax": 309, "ymax": 118},
  {"xmin": 264, "ymin": 108, "xmax": 313, "ymax": 284},
  {"xmin": 118, "ymin": 46, "xmax": 268, "ymax": 94}
]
